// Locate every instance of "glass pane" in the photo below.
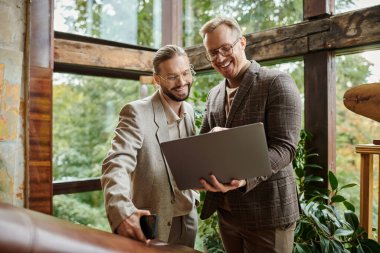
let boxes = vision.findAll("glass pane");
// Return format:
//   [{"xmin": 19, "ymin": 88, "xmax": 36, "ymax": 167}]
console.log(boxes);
[
  {"xmin": 335, "ymin": 50, "xmax": 380, "ymax": 229},
  {"xmin": 53, "ymin": 191, "xmax": 110, "ymax": 231},
  {"xmin": 53, "ymin": 73, "xmax": 156, "ymax": 181},
  {"xmin": 336, "ymin": 0, "xmax": 380, "ymax": 14},
  {"xmin": 189, "ymin": 71, "xmax": 223, "ymax": 131},
  {"xmin": 54, "ymin": 0, "xmax": 162, "ymax": 48},
  {"xmin": 183, "ymin": 0, "xmax": 303, "ymax": 47}
]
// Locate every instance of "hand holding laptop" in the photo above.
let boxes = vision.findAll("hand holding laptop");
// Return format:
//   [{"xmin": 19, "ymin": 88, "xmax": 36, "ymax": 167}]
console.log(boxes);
[
  {"xmin": 200, "ymin": 174, "xmax": 246, "ymax": 193},
  {"xmin": 160, "ymin": 123, "xmax": 271, "ymax": 190}
]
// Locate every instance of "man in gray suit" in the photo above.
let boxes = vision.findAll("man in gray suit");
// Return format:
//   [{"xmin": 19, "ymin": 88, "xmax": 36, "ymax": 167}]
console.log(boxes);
[
  {"xmin": 198, "ymin": 17, "xmax": 302, "ymax": 252},
  {"xmin": 101, "ymin": 45, "xmax": 199, "ymax": 247}
]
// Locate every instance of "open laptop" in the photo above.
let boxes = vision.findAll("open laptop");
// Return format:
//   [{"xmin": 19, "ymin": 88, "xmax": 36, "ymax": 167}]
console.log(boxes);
[{"xmin": 160, "ymin": 122, "xmax": 271, "ymax": 190}]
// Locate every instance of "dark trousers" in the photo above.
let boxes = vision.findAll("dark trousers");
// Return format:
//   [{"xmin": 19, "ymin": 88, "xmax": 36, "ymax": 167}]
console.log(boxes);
[{"xmin": 218, "ymin": 208, "xmax": 295, "ymax": 253}]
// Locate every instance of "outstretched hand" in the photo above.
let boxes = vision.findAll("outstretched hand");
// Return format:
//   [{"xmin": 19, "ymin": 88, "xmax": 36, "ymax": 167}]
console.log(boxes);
[
  {"xmin": 116, "ymin": 209, "xmax": 151, "ymax": 243},
  {"xmin": 200, "ymin": 174, "xmax": 246, "ymax": 193}
]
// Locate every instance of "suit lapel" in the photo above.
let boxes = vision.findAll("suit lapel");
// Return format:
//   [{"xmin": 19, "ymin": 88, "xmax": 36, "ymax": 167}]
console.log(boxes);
[
  {"xmin": 151, "ymin": 91, "xmax": 178, "ymax": 196},
  {"xmin": 152, "ymin": 91, "xmax": 170, "ymax": 143},
  {"xmin": 215, "ymin": 80, "xmax": 227, "ymax": 127},
  {"xmin": 226, "ymin": 62, "xmax": 259, "ymax": 127}
]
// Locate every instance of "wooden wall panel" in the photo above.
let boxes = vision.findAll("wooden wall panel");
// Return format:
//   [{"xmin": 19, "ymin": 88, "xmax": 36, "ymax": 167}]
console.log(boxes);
[{"xmin": 27, "ymin": 1, "xmax": 54, "ymax": 214}]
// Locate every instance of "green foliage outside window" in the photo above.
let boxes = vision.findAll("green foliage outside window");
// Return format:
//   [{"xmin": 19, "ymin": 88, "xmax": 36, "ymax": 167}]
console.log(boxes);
[
  {"xmin": 55, "ymin": 0, "xmax": 157, "ymax": 46},
  {"xmin": 53, "ymin": 192, "xmax": 110, "ymax": 232},
  {"xmin": 53, "ymin": 75, "xmax": 141, "ymax": 180},
  {"xmin": 52, "ymin": 75, "xmax": 143, "ymax": 232}
]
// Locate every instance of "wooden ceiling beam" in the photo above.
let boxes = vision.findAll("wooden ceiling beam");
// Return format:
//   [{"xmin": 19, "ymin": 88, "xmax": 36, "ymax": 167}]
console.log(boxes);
[
  {"xmin": 187, "ymin": 4, "xmax": 380, "ymax": 71},
  {"xmin": 53, "ymin": 5, "xmax": 380, "ymax": 74},
  {"xmin": 54, "ymin": 38, "xmax": 156, "ymax": 79}
]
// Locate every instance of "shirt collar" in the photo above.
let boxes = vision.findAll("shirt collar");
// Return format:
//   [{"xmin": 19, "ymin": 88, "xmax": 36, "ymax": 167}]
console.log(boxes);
[{"xmin": 159, "ymin": 89, "xmax": 187, "ymax": 124}]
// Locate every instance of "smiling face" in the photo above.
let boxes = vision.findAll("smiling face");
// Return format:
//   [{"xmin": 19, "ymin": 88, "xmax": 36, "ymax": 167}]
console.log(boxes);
[
  {"xmin": 204, "ymin": 24, "xmax": 247, "ymax": 80},
  {"xmin": 153, "ymin": 55, "xmax": 193, "ymax": 102}
]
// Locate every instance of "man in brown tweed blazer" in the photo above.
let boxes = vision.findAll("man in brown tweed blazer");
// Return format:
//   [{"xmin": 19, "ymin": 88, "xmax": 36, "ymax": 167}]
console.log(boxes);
[
  {"xmin": 198, "ymin": 17, "xmax": 302, "ymax": 252},
  {"xmin": 101, "ymin": 45, "xmax": 199, "ymax": 247}
]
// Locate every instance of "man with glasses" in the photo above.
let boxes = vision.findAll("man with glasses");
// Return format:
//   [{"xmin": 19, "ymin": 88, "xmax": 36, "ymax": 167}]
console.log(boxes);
[
  {"xmin": 101, "ymin": 45, "xmax": 199, "ymax": 247},
  {"xmin": 198, "ymin": 17, "xmax": 302, "ymax": 252}
]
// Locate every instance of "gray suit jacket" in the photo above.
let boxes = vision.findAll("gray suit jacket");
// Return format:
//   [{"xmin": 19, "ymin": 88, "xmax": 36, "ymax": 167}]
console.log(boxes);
[
  {"xmin": 101, "ymin": 91, "xmax": 197, "ymax": 241},
  {"xmin": 200, "ymin": 61, "xmax": 301, "ymax": 229}
]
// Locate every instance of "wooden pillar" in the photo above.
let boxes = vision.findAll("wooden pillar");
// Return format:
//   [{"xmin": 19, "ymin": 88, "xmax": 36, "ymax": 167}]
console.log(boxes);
[
  {"xmin": 304, "ymin": 0, "xmax": 334, "ymax": 19},
  {"xmin": 161, "ymin": 0, "xmax": 182, "ymax": 46},
  {"xmin": 26, "ymin": 0, "xmax": 54, "ymax": 213},
  {"xmin": 304, "ymin": 0, "xmax": 336, "ymax": 188},
  {"xmin": 304, "ymin": 51, "xmax": 336, "ymax": 188}
]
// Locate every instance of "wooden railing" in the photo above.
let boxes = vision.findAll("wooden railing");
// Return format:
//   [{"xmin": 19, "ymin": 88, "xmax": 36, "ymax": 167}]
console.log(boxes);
[
  {"xmin": 0, "ymin": 203, "xmax": 201, "ymax": 253},
  {"xmin": 53, "ymin": 178, "xmax": 101, "ymax": 195},
  {"xmin": 356, "ymin": 144, "xmax": 380, "ymax": 240}
]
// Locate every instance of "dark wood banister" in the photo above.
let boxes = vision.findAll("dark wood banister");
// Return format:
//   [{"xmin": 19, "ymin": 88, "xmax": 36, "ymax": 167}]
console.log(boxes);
[
  {"xmin": 53, "ymin": 178, "xmax": 101, "ymax": 195},
  {"xmin": 0, "ymin": 203, "xmax": 201, "ymax": 253}
]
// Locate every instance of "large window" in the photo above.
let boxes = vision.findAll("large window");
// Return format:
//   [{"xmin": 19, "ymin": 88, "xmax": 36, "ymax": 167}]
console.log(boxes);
[
  {"xmin": 54, "ymin": 0, "xmax": 162, "ymax": 48},
  {"xmin": 52, "ymin": 73, "xmax": 156, "ymax": 227},
  {"xmin": 53, "ymin": 74, "xmax": 141, "ymax": 181},
  {"xmin": 336, "ymin": 0, "xmax": 380, "ymax": 14},
  {"xmin": 183, "ymin": 0, "xmax": 303, "ymax": 47}
]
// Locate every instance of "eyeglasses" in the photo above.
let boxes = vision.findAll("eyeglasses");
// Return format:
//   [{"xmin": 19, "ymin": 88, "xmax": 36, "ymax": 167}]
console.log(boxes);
[
  {"xmin": 205, "ymin": 37, "xmax": 241, "ymax": 62},
  {"xmin": 156, "ymin": 66, "xmax": 195, "ymax": 84}
]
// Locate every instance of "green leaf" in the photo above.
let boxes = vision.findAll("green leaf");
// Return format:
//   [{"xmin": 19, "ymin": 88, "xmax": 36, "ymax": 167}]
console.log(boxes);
[
  {"xmin": 344, "ymin": 211, "xmax": 359, "ymax": 230},
  {"xmin": 343, "ymin": 201, "xmax": 356, "ymax": 212},
  {"xmin": 314, "ymin": 217, "xmax": 331, "ymax": 235},
  {"xmin": 304, "ymin": 175, "xmax": 324, "ymax": 183},
  {"xmin": 306, "ymin": 153, "xmax": 319, "ymax": 158},
  {"xmin": 329, "ymin": 171, "xmax": 338, "ymax": 190},
  {"xmin": 360, "ymin": 239, "xmax": 380, "ymax": 252},
  {"xmin": 294, "ymin": 243, "xmax": 314, "ymax": 253},
  {"xmin": 304, "ymin": 164, "xmax": 323, "ymax": 169},
  {"xmin": 330, "ymin": 240, "xmax": 345, "ymax": 252},
  {"xmin": 295, "ymin": 167, "xmax": 304, "ymax": 178},
  {"xmin": 331, "ymin": 195, "xmax": 346, "ymax": 203},
  {"xmin": 355, "ymin": 244, "xmax": 366, "ymax": 253},
  {"xmin": 339, "ymin": 183, "xmax": 357, "ymax": 190},
  {"xmin": 334, "ymin": 228, "xmax": 353, "ymax": 236},
  {"xmin": 320, "ymin": 236, "xmax": 330, "ymax": 253}
]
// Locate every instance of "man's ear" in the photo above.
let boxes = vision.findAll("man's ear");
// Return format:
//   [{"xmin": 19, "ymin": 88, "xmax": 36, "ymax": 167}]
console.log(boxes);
[
  {"xmin": 153, "ymin": 74, "xmax": 161, "ymax": 86},
  {"xmin": 240, "ymin": 36, "xmax": 247, "ymax": 50}
]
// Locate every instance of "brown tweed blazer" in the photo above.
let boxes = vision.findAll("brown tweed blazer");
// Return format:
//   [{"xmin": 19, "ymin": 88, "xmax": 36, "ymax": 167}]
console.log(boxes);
[
  {"xmin": 200, "ymin": 61, "xmax": 302, "ymax": 229},
  {"xmin": 101, "ymin": 91, "xmax": 198, "ymax": 241}
]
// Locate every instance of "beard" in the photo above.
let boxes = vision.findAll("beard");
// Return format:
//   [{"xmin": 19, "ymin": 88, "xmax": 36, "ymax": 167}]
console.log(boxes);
[{"xmin": 161, "ymin": 82, "xmax": 192, "ymax": 102}]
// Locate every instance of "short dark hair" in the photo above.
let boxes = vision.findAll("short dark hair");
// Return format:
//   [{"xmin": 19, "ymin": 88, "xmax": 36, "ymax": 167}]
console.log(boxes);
[
  {"xmin": 199, "ymin": 17, "xmax": 242, "ymax": 39},
  {"xmin": 153, "ymin": 45, "xmax": 188, "ymax": 74}
]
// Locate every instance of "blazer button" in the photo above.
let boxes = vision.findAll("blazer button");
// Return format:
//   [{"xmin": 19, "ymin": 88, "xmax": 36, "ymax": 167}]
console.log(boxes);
[
  {"xmin": 167, "ymin": 221, "xmax": 171, "ymax": 226},
  {"xmin": 171, "ymin": 199, "xmax": 175, "ymax": 204}
]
